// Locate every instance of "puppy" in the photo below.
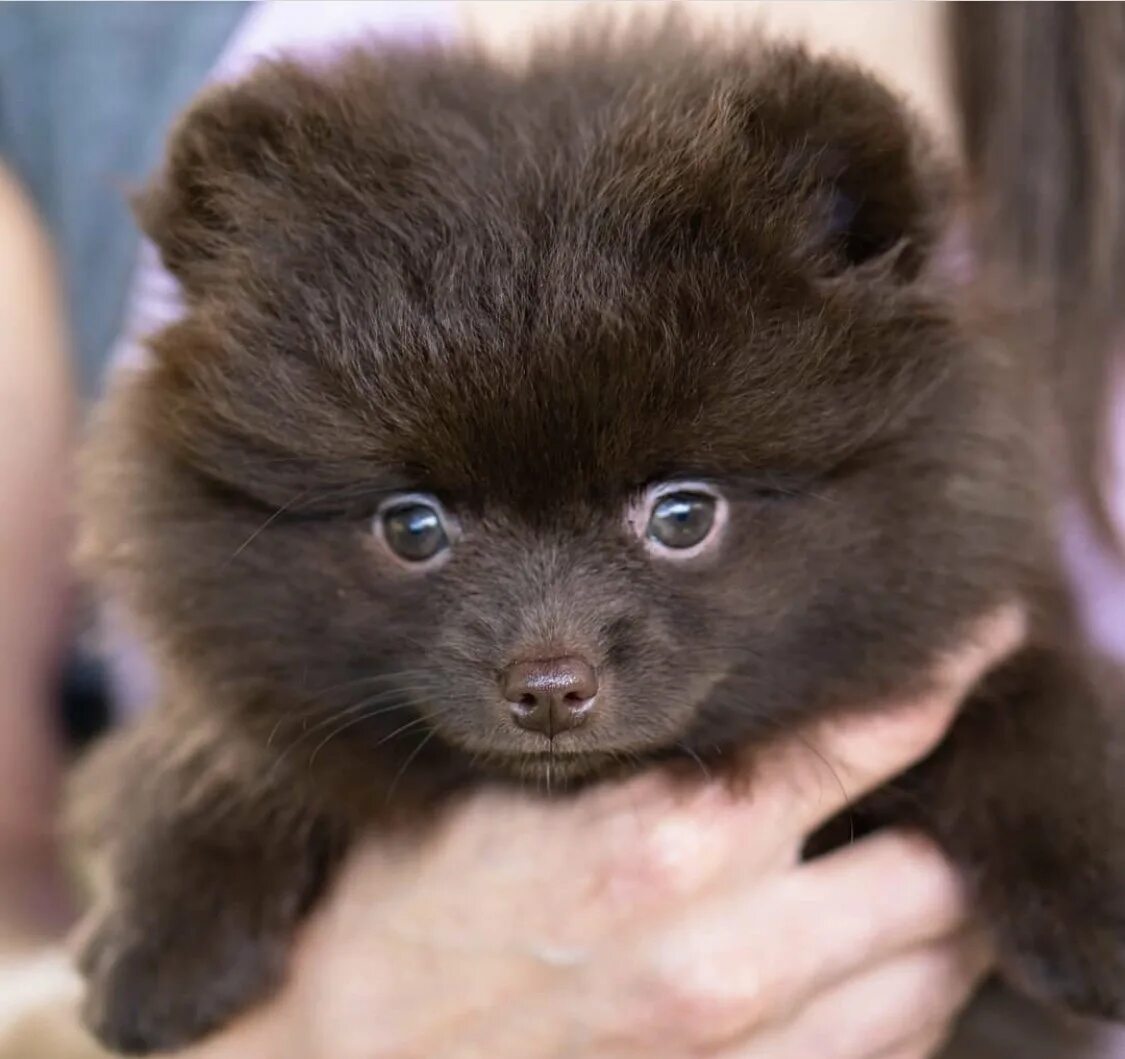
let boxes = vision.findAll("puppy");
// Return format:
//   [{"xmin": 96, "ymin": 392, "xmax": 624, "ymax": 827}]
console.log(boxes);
[{"xmin": 73, "ymin": 24, "xmax": 1125, "ymax": 1054}]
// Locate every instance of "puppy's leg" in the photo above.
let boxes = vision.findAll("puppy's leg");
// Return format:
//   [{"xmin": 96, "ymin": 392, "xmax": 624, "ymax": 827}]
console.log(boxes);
[
  {"xmin": 70, "ymin": 714, "xmax": 344, "ymax": 1055},
  {"xmin": 908, "ymin": 648, "xmax": 1125, "ymax": 1020}
]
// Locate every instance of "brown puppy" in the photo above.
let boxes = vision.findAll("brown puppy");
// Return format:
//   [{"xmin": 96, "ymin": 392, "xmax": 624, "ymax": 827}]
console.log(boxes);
[{"xmin": 73, "ymin": 24, "xmax": 1125, "ymax": 1055}]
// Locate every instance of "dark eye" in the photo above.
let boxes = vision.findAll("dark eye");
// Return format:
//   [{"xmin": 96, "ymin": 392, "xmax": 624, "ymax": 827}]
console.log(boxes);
[
  {"xmin": 378, "ymin": 498, "xmax": 450, "ymax": 563},
  {"xmin": 646, "ymin": 491, "xmax": 719, "ymax": 551}
]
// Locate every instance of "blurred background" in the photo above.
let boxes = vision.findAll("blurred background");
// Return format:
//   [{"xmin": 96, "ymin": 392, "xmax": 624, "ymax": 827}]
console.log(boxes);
[{"xmin": 0, "ymin": 3, "xmax": 1122, "ymax": 1057}]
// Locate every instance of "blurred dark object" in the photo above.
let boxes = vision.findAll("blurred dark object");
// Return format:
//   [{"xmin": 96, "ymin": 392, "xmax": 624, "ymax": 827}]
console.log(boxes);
[
  {"xmin": 942, "ymin": 982, "xmax": 1125, "ymax": 1058},
  {"xmin": 57, "ymin": 646, "xmax": 110, "ymax": 752}
]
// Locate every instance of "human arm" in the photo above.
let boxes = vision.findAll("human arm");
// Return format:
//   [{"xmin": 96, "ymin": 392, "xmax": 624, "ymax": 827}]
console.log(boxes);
[{"xmin": 0, "ymin": 163, "xmax": 74, "ymax": 943}]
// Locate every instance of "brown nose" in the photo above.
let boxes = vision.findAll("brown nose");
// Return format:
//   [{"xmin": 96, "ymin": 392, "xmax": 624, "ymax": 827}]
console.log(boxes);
[{"xmin": 501, "ymin": 657, "xmax": 598, "ymax": 736}]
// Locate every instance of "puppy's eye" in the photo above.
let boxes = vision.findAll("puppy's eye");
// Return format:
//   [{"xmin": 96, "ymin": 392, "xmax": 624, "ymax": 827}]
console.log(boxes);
[
  {"xmin": 377, "ymin": 497, "xmax": 451, "ymax": 563},
  {"xmin": 643, "ymin": 490, "xmax": 720, "ymax": 549}
]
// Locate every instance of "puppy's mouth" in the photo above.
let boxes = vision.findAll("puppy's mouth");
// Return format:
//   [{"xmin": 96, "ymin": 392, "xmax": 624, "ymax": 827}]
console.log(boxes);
[{"xmin": 483, "ymin": 747, "xmax": 623, "ymax": 786}]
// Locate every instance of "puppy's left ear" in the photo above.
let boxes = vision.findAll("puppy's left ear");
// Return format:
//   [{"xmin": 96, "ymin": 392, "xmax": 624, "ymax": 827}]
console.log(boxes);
[{"xmin": 750, "ymin": 49, "xmax": 956, "ymax": 282}]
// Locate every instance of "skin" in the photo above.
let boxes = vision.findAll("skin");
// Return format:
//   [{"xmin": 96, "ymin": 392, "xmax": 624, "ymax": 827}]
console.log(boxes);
[
  {"xmin": 174, "ymin": 607, "xmax": 1023, "ymax": 1059},
  {"xmin": 0, "ymin": 164, "xmax": 72, "ymax": 946}
]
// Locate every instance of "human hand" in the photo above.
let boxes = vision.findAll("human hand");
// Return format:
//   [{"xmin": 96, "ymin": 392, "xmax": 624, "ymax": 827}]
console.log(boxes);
[{"xmin": 181, "ymin": 605, "xmax": 1025, "ymax": 1059}]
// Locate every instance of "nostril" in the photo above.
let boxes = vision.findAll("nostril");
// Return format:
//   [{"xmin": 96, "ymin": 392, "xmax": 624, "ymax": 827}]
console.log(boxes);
[{"xmin": 515, "ymin": 692, "xmax": 541, "ymax": 714}]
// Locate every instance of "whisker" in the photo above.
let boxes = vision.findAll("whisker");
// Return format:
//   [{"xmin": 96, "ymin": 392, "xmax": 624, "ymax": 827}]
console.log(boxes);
[
  {"xmin": 297, "ymin": 685, "xmax": 439, "ymax": 737},
  {"xmin": 266, "ymin": 715, "xmax": 288, "ymax": 750},
  {"xmin": 273, "ymin": 692, "xmax": 430, "ymax": 770},
  {"xmin": 791, "ymin": 730, "xmax": 854, "ymax": 845},
  {"xmin": 384, "ymin": 729, "xmax": 438, "ymax": 803},
  {"xmin": 711, "ymin": 704, "xmax": 857, "ymax": 845},
  {"xmin": 306, "ymin": 669, "xmax": 436, "ymax": 699},
  {"xmin": 265, "ymin": 695, "xmax": 428, "ymax": 765},
  {"xmin": 304, "ymin": 715, "xmax": 372, "ymax": 768},
  {"xmin": 224, "ymin": 477, "xmax": 412, "ymax": 562},
  {"xmin": 371, "ymin": 714, "xmax": 433, "ymax": 751},
  {"xmin": 675, "ymin": 742, "xmax": 712, "ymax": 782},
  {"xmin": 306, "ymin": 709, "xmax": 418, "ymax": 768},
  {"xmin": 227, "ymin": 488, "xmax": 313, "ymax": 562}
]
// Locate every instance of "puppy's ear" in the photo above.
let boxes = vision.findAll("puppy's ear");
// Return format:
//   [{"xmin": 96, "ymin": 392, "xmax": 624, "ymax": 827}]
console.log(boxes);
[
  {"xmin": 136, "ymin": 62, "xmax": 328, "ymax": 292},
  {"xmin": 751, "ymin": 50, "xmax": 954, "ymax": 281}
]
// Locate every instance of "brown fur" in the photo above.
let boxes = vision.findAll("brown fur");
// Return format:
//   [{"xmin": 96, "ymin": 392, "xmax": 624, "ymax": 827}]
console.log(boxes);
[{"xmin": 72, "ymin": 23, "xmax": 1125, "ymax": 1054}]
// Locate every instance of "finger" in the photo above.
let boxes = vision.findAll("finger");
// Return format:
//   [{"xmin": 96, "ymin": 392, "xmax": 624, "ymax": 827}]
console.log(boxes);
[
  {"xmin": 722, "ymin": 929, "xmax": 993, "ymax": 1059},
  {"xmin": 789, "ymin": 830, "xmax": 973, "ymax": 983},
  {"xmin": 619, "ymin": 830, "xmax": 978, "ymax": 1052},
  {"xmin": 753, "ymin": 604, "xmax": 1026, "ymax": 840},
  {"xmin": 870, "ymin": 1023, "xmax": 956, "ymax": 1059}
]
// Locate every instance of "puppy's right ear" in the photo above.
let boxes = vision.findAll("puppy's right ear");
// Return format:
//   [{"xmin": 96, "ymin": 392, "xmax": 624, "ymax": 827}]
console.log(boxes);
[{"xmin": 137, "ymin": 63, "xmax": 322, "ymax": 293}]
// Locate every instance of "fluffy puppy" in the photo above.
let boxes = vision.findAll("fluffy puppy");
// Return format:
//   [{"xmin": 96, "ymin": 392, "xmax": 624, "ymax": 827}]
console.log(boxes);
[{"xmin": 73, "ymin": 24, "xmax": 1125, "ymax": 1054}]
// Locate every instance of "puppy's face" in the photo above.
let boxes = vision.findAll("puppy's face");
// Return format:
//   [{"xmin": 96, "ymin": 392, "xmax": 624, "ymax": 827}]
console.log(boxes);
[{"xmin": 92, "ymin": 40, "xmax": 1037, "ymax": 794}]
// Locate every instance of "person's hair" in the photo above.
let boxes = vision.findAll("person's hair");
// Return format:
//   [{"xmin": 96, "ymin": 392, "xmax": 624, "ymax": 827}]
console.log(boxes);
[{"xmin": 949, "ymin": 2, "xmax": 1125, "ymax": 549}]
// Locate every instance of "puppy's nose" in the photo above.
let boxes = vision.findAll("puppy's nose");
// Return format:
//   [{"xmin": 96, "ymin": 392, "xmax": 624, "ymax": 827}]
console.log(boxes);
[{"xmin": 501, "ymin": 657, "xmax": 598, "ymax": 736}]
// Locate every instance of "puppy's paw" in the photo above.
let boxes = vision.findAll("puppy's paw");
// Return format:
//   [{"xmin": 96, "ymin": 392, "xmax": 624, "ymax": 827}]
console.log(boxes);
[{"xmin": 77, "ymin": 908, "xmax": 286, "ymax": 1055}]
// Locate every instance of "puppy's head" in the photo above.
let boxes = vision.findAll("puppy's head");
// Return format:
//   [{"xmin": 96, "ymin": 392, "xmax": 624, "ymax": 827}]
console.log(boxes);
[{"xmin": 85, "ymin": 33, "xmax": 1040, "ymax": 798}]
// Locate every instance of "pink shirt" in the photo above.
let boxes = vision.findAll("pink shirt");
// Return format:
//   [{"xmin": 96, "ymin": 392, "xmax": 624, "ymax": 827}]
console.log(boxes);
[{"xmin": 1062, "ymin": 363, "xmax": 1125, "ymax": 659}]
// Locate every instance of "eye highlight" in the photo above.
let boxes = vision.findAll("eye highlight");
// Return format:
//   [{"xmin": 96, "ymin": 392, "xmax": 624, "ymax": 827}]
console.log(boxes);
[
  {"xmin": 635, "ymin": 483, "xmax": 727, "ymax": 557},
  {"xmin": 375, "ymin": 495, "xmax": 454, "ymax": 565}
]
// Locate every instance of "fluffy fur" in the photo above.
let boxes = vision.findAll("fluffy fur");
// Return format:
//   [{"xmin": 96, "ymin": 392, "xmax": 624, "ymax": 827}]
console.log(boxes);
[{"xmin": 72, "ymin": 24, "xmax": 1125, "ymax": 1054}]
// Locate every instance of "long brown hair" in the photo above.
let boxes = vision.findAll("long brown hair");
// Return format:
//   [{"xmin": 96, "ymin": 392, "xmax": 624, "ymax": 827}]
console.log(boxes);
[{"xmin": 949, "ymin": 2, "xmax": 1125, "ymax": 547}]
